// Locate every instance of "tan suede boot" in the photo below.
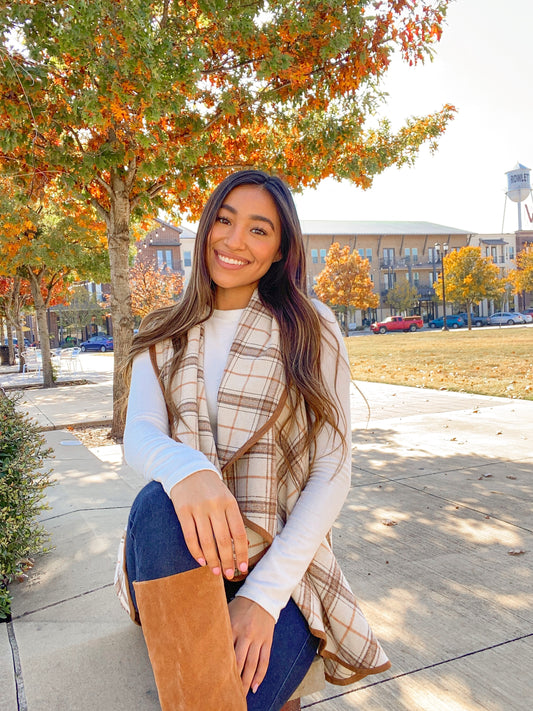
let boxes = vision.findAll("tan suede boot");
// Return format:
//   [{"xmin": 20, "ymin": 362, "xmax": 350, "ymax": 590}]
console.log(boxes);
[{"xmin": 134, "ymin": 566, "xmax": 247, "ymax": 711}]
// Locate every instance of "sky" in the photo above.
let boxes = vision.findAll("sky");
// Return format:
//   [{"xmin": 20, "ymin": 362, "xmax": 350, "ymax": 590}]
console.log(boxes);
[{"xmin": 292, "ymin": 0, "xmax": 533, "ymax": 235}]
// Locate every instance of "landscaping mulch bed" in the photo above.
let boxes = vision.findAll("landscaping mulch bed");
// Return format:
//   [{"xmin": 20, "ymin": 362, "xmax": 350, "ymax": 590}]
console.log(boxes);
[{"xmin": 69, "ymin": 425, "xmax": 121, "ymax": 448}]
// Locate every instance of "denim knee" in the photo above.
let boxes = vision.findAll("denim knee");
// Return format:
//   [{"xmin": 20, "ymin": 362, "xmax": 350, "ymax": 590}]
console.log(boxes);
[{"xmin": 126, "ymin": 480, "xmax": 198, "ymax": 585}]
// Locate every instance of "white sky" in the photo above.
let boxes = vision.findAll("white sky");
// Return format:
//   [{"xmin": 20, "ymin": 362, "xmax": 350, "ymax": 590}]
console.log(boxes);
[{"xmin": 293, "ymin": 0, "xmax": 533, "ymax": 235}]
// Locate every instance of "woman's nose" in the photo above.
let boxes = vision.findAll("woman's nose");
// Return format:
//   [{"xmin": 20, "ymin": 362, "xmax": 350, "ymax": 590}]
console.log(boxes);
[{"xmin": 224, "ymin": 225, "xmax": 246, "ymax": 249}]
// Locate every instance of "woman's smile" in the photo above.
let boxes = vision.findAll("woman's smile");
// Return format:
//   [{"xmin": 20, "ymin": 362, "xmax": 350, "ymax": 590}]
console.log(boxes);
[{"xmin": 214, "ymin": 249, "xmax": 251, "ymax": 268}]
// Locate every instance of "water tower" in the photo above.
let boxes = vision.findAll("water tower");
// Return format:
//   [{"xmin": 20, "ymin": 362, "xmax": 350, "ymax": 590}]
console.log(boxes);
[{"xmin": 505, "ymin": 162, "xmax": 531, "ymax": 230}]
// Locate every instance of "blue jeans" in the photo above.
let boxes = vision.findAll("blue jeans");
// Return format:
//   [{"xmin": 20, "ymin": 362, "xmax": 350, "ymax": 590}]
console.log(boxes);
[{"xmin": 126, "ymin": 481, "xmax": 320, "ymax": 711}]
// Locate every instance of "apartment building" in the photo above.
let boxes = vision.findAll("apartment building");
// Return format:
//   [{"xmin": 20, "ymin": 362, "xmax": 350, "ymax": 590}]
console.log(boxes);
[
  {"xmin": 300, "ymin": 220, "xmax": 473, "ymax": 322},
  {"xmin": 136, "ymin": 218, "xmax": 185, "ymax": 275}
]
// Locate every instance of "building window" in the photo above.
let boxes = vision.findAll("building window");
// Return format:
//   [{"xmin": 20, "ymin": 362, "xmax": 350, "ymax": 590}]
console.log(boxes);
[
  {"xmin": 358, "ymin": 248, "xmax": 365, "ymax": 259},
  {"xmin": 320, "ymin": 248, "xmax": 327, "ymax": 263},
  {"xmin": 413, "ymin": 271, "xmax": 420, "ymax": 287},
  {"xmin": 311, "ymin": 249, "xmax": 318, "ymax": 264},
  {"xmin": 428, "ymin": 247, "xmax": 439, "ymax": 263},
  {"xmin": 383, "ymin": 248, "xmax": 394, "ymax": 265},
  {"xmin": 184, "ymin": 250, "xmax": 192, "ymax": 267},
  {"xmin": 157, "ymin": 249, "xmax": 173, "ymax": 270},
  {"xmin": 366, "ymin": 248, "xmax": 372, "ymax": 263},
  {"xmin": 509, "ymin": 246, "xmax": 515, "ymax": 260}
]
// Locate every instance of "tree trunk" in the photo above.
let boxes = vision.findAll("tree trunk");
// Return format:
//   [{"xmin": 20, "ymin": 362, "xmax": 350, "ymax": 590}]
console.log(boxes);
[
  {"xmin": 15, "ymin": 321, "xmax": 25, "ymax": 371},
  {"xmin": 27, "ymin": 272, "xmax": 55, "ymax": 388},
  {"xmin": 107, "ymin": 178, "xmax": 134, "ymax": 438},
  {"xmin": 6, "ymin": 328, "xmax": 15, "ymax": 365}
]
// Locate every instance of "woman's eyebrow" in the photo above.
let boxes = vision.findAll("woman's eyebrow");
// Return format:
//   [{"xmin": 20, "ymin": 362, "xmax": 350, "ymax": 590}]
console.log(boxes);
[{"xmin": 220, "ymin": 202, "xmax": 275, "ymax": 231}]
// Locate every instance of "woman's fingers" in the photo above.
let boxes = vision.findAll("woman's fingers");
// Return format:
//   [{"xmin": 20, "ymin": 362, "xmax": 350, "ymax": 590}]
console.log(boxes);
[
  {"xmin": 250, "ymin": 644, "xmax": 271, "ymax": 693},
  {"xmin": 237, "ymin": 640, "xmax": 260, "ymax": 696},
  {"xmin": 170, "ymin": 469, "xmax": 248, "ymax": 578},
  {"xmin": 178, "ymin": 510, "xmax": 205, "ymax": 566},
  {"xmin": 226, "ymin": 505, "xmax": 249, "ymax": 575},
  {"xmin": 228, "ymin": 597, "xmax": 275, "ymax": 695}
]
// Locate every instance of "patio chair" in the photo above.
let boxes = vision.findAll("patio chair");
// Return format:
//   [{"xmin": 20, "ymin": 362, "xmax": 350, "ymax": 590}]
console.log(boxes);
[
  {"xmin": 59, "ymin": 347, "xmax": 83, "ymax": 374},
  {"xmin": 22, "ymin": 349, "xmax": 42, "ymax": 376}
]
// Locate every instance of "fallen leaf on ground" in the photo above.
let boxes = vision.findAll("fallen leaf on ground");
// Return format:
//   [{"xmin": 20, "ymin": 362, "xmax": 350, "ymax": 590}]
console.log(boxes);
[
  {"xmin": 478, "ymin": 473, "xmax": 493, "ymax": 479},
  {"xmin": 382, "ymin": 519, "xmax": 398, "ymax": 526},
  {"xmin": 508, "ymin": 549, "xmax": 526, "ymax": 556},
  {"xmin": 506, "ymin": 475, "xmax": 517, "ymax": 480}
]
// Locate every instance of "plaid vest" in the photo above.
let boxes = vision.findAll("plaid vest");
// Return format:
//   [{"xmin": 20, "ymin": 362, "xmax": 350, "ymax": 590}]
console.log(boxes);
[{"xmin": 153, "ymin": 291, "xmax": 390, "ymax": 685}]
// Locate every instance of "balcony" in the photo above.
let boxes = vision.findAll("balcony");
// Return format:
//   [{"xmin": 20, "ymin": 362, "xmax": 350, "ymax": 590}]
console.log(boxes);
[
  {"xmin": 379, "ymin": 258, "xmax": 440, "ymax": 270},
  {"xmin": 381, "ymin": 285, "xmax": 435, "ymax": 300}
]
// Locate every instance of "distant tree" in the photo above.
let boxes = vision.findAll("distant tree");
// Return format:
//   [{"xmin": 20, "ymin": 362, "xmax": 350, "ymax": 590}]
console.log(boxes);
[
  {"xmin": 129, "ymin": 261, "xmax": 184, "ymax": 318},
  {"xmin": 0, "ymin": 0, "xmax": 454, "ymax": 434},
  {"xmin": 0, "ymin": 184, "xmax": 109, "ymax": 386},
  {"xmin": 315, "ymin": 243, "xmax": 379, "ymax": 335},
  {"xmin": 56, "ymin": 285, "xmax": 106, "ymax": 344},
  {"xmin": 385, "ymin": 279, "xmax": 419, "ymax": 314},
  {"xmin": 0, "ymin": 276, "xmax": 31, "ymax": 368},
  {"xmin": 508, "ymin": 243, "xmax": 533, "ymax": 300},
  {"xmin": 435, "ymin": 247, "xmax": 504, "ymax": 329}
]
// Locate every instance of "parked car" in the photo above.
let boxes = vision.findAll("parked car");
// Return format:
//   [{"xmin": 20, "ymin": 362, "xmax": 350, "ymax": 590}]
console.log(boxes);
[
  {"xmin": 370, "ymin": 315, "xmax": 424, "ymax": 334},
  {"xmin": 79, "ymin": 335, "xmax": 114, "ymax": 352},
  {"xmin": 518, "ymin": 312, "xmax": 533, "ymax": 323},
  {"xmin": 3, "ymin": 337, "xmax": 31, "ymax": 350},
  {"xmin": 489, "ymin": 312, "xmax": 526, "ymax": 326},
  {"xmin": 456, "ymin": 312, "xmax": 489, "ymax": 327},
  {"xmin": 428, "ymin": 314, "xmax": 465, "ymax": 329}
]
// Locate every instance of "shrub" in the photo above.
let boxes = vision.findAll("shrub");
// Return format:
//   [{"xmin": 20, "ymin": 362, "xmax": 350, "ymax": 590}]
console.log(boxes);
[{"xmin": 0, "ymin": 390, "xmax": 53, "ymax": 620}]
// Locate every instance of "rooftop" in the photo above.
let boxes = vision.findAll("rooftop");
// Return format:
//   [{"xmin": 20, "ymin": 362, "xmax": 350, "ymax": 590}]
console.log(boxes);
[{"xmin": 299, "ymin": 220, "xmax": 474, "ymax": 236}]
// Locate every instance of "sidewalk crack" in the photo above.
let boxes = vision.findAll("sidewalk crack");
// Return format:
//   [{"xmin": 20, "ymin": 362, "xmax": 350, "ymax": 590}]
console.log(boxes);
[
  {"xmin": 6, "ymin": 620, "xmax": 28, "ymax": 711},
  {"xmin": 302, "ymin": 632, "xmax": 533, "ymax": 708}
]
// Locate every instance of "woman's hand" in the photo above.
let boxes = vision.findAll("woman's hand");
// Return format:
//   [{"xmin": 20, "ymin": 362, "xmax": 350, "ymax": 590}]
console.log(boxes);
[
  {"xmin": 170, "ymin": 469, "xmax": 249, "ymax": 579},
  {"xmin": 228, "ymin": 596, "xmax": 275, "ymax": 695}
]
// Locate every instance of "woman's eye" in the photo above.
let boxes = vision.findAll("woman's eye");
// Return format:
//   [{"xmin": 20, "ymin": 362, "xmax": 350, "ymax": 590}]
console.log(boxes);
[
  {"xmin": 251, "ymin": 227, "xmax": 267, "ymax": 236},
  {"xmin": 216, "ymin": 216, "xmax": 230, "ymax": 225}
]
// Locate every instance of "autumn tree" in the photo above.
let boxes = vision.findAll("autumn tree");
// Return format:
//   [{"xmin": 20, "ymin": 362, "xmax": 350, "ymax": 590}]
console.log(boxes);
[
  {"xmin": 0, "ymin": 184, "xmax": 109, "ymax": 386},
  {"xmin": 315, "ymin": 243, "xmax": 379, "ymax": 335},
  {"xmin": 385, "ymin": 279, "xmax": 419, "ymax": 315},
  {"xmin": 435, "ymin": 247, "xmax": 504, "ymax": 329},
  {"xmin": 0, "ymin": 0, "xmax": 454, "ymax": 433},
  {"xmin": 0, "ymin": 276, "xmax": 32, "ymax": 369},
  {"xmin": 56, "ymin": 285, "xmax": 107, "ymax": 344},
  {"xmin": 508, "ymin": 243, "xmax": 533, "ymax": 306},
  {"xmin": 130, "ymin": 260, "xmax": 184, "ymax": 319}
]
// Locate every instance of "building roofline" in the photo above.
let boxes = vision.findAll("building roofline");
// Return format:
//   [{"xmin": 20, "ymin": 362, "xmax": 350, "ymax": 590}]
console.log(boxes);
[{"xmin": 299, "ymin": 220, "xmax": 474, "ymax": 236}]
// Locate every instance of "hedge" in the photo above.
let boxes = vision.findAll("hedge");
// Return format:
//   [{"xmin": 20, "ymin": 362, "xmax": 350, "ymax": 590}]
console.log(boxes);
[{"xmin": 0, "ymin": 390, "xmax": 53, "ymax": 620}]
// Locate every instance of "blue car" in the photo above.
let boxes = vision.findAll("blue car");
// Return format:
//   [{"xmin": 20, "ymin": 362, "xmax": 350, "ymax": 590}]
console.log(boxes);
[
  {"xmin": 428, "ymin": 315, "xmax": 465, "ymax": 329},
  {"xmin": 80, "ymin": 335, "xmax": 114, "ymax": 352}
]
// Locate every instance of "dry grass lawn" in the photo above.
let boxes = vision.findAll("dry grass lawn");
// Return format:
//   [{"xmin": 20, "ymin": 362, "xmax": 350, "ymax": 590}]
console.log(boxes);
[{"xmin": 345, "ymin": 326, "xmax": 533, "ymax": 400}]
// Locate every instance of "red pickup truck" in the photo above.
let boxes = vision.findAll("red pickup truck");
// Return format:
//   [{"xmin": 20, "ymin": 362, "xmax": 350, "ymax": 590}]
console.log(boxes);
[{"xmin": 370, "ymin": 315, "xmax": 424, "ymax": 334}]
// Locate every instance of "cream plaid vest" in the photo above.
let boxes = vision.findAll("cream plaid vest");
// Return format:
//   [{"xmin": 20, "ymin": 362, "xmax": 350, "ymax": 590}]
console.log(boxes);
[{"xmin": 153, "ymin": 291, "xmax": 390, "ymax": 685}]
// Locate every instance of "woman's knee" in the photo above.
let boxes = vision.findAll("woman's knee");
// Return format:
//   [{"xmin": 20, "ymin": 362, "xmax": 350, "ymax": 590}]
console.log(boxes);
[
  {"xmin": 127, "ymin": 480, "xmax": 197, "ymax": 578},
  {"xmin": 128, "ymin": 481, "xmax": 175, "ymax": 538}
]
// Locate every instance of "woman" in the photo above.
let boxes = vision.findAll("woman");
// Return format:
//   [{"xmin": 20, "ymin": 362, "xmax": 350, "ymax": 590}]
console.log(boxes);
[{"xmin": 121, "ymin": 170, "xmax": 390, "ymax": 711}]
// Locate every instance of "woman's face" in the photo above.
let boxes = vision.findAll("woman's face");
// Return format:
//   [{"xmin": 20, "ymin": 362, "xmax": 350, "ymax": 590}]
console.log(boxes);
[{"xmin": 206, "ymin": 184, "xmax": 282, "ymax": 310}]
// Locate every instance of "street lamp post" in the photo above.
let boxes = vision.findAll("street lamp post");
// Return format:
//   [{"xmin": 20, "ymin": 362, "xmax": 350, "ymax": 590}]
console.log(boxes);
[{"xmin": 435, "ymin": 242, "xmax": 449, "ymax": 331}]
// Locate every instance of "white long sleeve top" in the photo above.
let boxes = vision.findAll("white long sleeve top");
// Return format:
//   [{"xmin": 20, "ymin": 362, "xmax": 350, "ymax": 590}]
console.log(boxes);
[{"xmin": 124, "ymin": 300, "xmax": 352, "ymax": 621}]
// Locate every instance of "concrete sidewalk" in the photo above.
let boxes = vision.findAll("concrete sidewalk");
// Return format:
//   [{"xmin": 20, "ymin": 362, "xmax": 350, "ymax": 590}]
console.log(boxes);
[{"xmin": 1, "ymin": 371, "xmax": 532, "ymax": 710}]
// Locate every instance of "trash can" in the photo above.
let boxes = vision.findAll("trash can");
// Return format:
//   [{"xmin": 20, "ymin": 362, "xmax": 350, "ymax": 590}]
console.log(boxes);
[{"xmin": 0, "ymin": 345, "xmax": 10, "ymax": 365}]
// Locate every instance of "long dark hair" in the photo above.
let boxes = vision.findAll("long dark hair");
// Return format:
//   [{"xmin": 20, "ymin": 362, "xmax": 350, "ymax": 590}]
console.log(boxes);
[{"xmin": 125, "ymin": 170, "xmax": 345, "ymax": 471}]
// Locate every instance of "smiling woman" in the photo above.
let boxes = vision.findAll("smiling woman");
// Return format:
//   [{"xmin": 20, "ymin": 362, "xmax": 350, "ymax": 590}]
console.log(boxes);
[{"xmin": 117, "ymin": 170, "xmax": 390, "ymax": 711}]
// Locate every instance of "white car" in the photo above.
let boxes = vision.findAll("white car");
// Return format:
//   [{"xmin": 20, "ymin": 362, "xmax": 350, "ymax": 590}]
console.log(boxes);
[
  {"xmin": 518, "ymin": 312, "xmax": 533, "ymax": 323},
  {"xmin": 489, "ymin": 312, "xmax": 526, "ymax": 325}
]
